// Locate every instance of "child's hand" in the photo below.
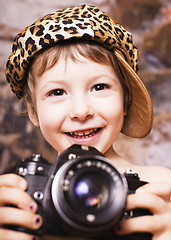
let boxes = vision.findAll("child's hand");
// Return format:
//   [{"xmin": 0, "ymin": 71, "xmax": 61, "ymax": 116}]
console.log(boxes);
[
  {"xmin": 115, "ymin": 182, "xmax": 171, "ymax": 240},
  {"xmin": 0, "ymin": 173, "xmax": 42, "ymax": 240}
]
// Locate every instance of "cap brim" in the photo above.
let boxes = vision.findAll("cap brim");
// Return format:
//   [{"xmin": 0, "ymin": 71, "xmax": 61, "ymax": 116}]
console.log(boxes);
[{"xmin": 115, "ymin": 50, "xmax": 153, "ymax": 138}]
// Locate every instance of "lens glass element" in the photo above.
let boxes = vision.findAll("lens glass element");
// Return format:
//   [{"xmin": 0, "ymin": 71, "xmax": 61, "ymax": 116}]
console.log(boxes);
[{"xmin": 74, "ymin": 173, "xmax": 109, "ymax": 209}]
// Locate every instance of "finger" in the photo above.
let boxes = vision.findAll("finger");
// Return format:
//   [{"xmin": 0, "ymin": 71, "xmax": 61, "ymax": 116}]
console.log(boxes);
[
  {"xmin": 127, "ymin": 193, "xmax": 166, "ymax": 214},
  {"xmin": 136, "ymin": 182, "xmax": 171, "ymax": 202},
  {"xmin": 0, "ymin": 227, "xmax": 38, "ymax": 240},
  {"xmin": 0, "ymin": 187, "xmax": 38, "ymax": 212},
  {"xmin": 0, "ymin": 174, "xmax": 27, "ymax": 190},
  {"xmin": 115, "ymin": 215, "xmax": 159, "ymax": 235},
  {"xmin": 0, "ymin": 207, "xmax": 42, "ymax": 230}
]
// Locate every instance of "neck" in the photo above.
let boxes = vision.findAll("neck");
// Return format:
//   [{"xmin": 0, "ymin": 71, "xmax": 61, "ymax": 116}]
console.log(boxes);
[{"xmin": 104, "ymin": 146, "xmax": 135, "ymax": 173}]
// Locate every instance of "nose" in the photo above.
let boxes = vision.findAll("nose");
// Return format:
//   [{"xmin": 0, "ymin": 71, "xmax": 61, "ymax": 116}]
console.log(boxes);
[{"xmin": 69, "ymin": 97, "xmax": 94, "ymax": 121}]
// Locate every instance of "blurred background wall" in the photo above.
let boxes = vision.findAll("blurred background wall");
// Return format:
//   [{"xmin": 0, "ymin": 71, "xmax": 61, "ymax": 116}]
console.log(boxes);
[{"xmin": 0, "ymin": 0, "xmax": 171, "ymax": 173}]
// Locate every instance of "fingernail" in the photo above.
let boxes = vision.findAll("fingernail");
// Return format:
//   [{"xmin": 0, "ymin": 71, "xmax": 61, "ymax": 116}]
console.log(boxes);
[
  {"xmin": 32, "ymin": 237, "xmax": 38, "ymax": 240},
  {"xmin": 30, "ymin": 202, "xmax": 38, "ymax": 212},
  {"xmin": 19, "ymin": 179, "xmax": 27, "ymax": 190},
  {"xmin": 115, "ymin": 223, "xmax": 121, "ymax": 232},
  {"xmin": 34, "ymin": 216, "xmax": 41, "ymax": 225}
]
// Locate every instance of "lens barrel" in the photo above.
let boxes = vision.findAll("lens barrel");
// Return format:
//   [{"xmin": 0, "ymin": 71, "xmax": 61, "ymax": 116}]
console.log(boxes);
[{"xmin": 51, "ymin": 155, "xmax": 127, "ymax": 234}]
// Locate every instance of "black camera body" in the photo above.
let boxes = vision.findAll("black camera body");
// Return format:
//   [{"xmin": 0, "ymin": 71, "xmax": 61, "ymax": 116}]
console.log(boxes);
[{"xmin": 15, "ymin": 144, "xmax": 152, "ymax": 240}]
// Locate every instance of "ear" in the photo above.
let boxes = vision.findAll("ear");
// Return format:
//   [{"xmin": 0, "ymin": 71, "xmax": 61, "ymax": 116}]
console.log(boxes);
[{"xmin": 26, "ymin": 103, "xmax": 40, "ymax": 127}]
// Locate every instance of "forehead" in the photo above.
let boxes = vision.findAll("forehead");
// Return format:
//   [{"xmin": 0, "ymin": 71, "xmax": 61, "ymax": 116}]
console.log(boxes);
[
  {"xmin": 35, "ymin": 55, "xmax": 119, "ymax": 85},
  {"xmin": 30, "ymin": 40, "xmax": 116, "ymax": 78}
]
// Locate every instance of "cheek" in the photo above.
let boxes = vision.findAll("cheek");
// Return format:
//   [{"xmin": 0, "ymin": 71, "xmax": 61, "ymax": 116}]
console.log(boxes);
[
  {"xmin": 99, "ymin": 96, "xmax": 125, "ymax": 121},
  {"xmin": 37, "ymin": 109, "xmax": 63, "ymax": 150},
  {"xmin": 36, "ymin": 104, "xmax": 61, "ymax": 133}
]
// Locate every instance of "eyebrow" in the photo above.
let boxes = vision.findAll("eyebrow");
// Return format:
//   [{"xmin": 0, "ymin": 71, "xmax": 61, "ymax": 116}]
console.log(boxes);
[
  {"xmin": 86, "ymin": 73, "xmax": 120, "ymax": 82},
  {"xmin": 38, "ymin": 73, "xmax": 119, "ymax": 91},
  {"xmin": 91, "ymin": 74, "xmax": 120, "ymax": 84},
  {"xmin": 38, "ymin": 80, "xmax": 66, "ymax": 91}
]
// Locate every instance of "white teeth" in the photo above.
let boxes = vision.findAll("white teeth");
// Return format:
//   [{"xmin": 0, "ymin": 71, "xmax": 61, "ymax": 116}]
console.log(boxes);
[
  {"xmin": 77, "ymin": 132, "xmax": 84, "ymax": 136},
  {"xmin": 69, "ymin": 128, "xmax": 98, "ymax": 138}
]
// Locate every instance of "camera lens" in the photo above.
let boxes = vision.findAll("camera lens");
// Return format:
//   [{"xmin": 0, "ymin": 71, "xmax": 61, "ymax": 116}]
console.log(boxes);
[
  {"xmin": 74, "ymin": 173, "xmax": 109, "ymax": 209},
  {"xmin": 52, "ymin": 155, "xmax": 127, "ymax": 234}
]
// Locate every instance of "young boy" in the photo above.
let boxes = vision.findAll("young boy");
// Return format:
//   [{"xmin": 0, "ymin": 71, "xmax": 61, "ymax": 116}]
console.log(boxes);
[{"xmin": 1, "ymin": 4, "xmax": 171, "ymax": 240}]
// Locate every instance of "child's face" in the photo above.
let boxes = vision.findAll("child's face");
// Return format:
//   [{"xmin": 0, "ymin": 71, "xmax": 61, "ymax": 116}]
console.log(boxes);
[{"xmin": 28, "ymin": 56, "xmax": 126, "ymax": 155}]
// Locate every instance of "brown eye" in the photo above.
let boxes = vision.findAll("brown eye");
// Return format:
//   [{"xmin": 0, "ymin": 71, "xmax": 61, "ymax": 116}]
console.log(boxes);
[
  {"xmin": 93, "ymin": 84, "xmax": 109, "ymax": 91},
  {"xmin": 49, "ymin": 89, "xmax": 66, "ymax": 96}
]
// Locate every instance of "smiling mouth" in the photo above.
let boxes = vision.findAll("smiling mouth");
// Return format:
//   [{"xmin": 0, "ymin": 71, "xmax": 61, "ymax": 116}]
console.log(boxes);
[{"xmin": 65, "ymin": 128, "xmax": 102, "ymax": 139}]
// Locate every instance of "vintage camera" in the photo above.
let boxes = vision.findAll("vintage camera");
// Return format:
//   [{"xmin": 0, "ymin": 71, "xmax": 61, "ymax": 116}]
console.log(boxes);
[{"xmin": 14, "ymin": 144, "xmax": 152, "ymax": 240}]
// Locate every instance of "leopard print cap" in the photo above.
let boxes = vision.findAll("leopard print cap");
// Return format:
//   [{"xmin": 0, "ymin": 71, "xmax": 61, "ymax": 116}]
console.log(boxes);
[{"xmin": 6, "ymin": 4, "xmax": 138, "ymax": 98}]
